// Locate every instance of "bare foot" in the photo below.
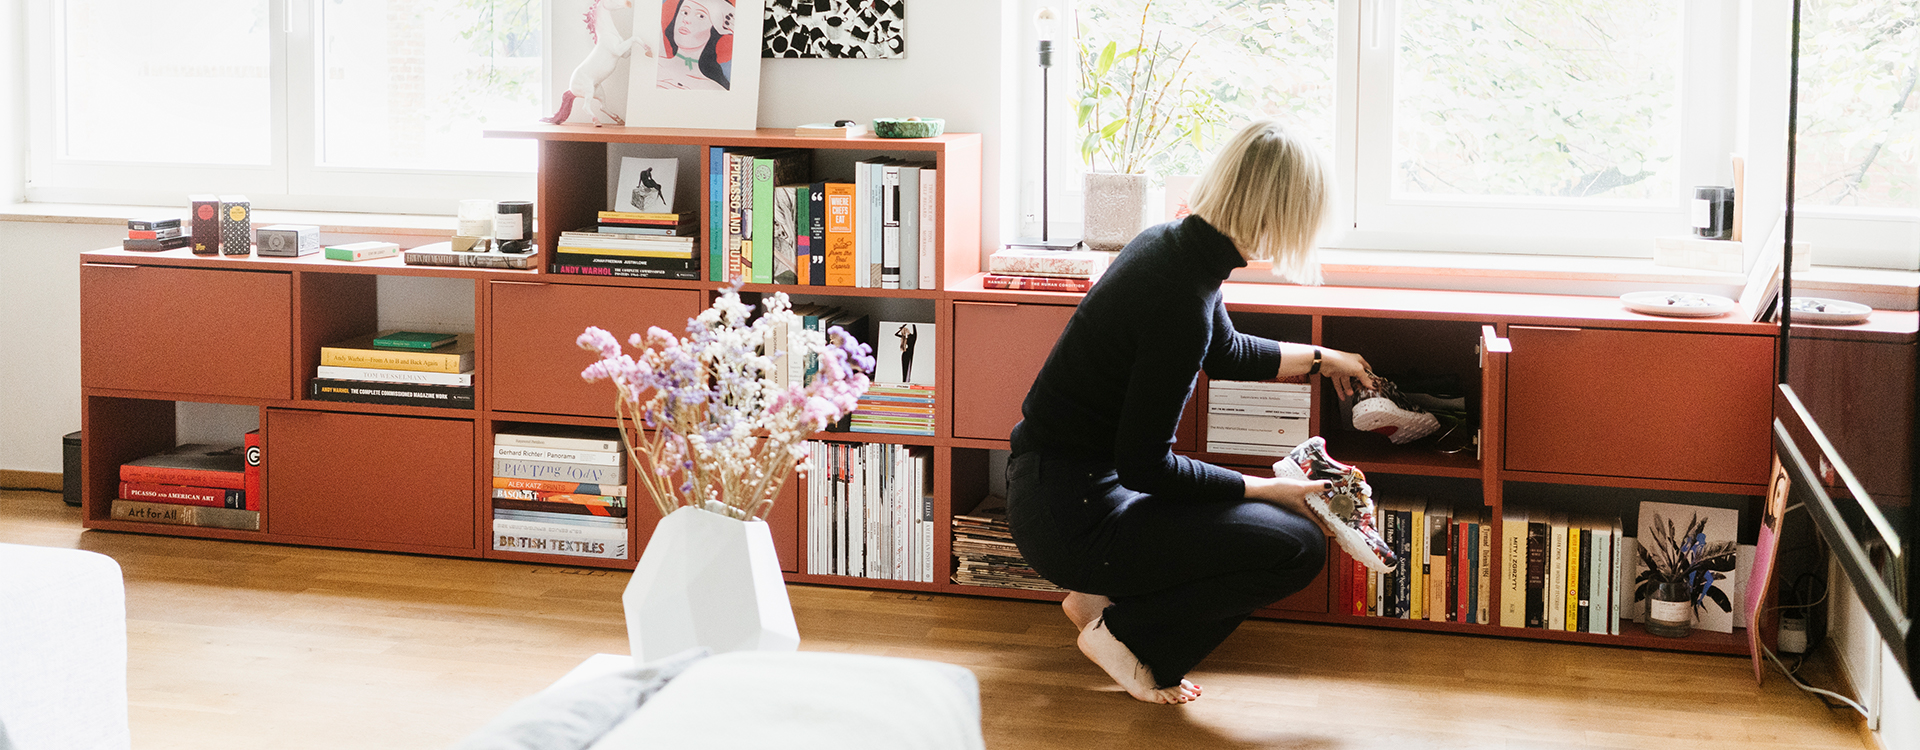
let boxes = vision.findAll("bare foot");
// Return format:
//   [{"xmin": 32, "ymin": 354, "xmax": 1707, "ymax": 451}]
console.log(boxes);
[
  {"xmin": 1076, "ymin": 617, "xmax": 1203, "ymax": 704},
  {"xmin": 1062, "ymin": 591, "xmax": 1111, "ymax": 631}
]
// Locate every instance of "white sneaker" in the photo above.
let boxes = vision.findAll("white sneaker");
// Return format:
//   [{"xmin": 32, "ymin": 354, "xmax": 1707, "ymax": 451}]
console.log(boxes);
[
  {"xmin": 1349, "ymin": 379, "xmax": 1441, "ymax": 444},
  {"xmin": 1274, "ymin": 437, "xmax": 1396, "ymax": 574}
]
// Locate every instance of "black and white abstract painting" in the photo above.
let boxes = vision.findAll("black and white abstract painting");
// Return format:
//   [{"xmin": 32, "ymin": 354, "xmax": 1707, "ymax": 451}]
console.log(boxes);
[{"xmin": 763, "ymin": 0, "xmax": 905, "ymax": 58}]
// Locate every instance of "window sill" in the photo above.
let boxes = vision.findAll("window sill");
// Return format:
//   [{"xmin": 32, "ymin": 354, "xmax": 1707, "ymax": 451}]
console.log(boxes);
[{"xmin": 1, "ymin": 202, "xmax": 456, "ymax": 237}]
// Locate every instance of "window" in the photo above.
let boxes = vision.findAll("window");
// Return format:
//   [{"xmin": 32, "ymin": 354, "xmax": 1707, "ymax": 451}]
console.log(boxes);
[
  {"xmin": 27, "ymin": 0, "xmax": 541, "ymax": 213},
  {"xmin": 1057, "ymin": 0, "xmax": 1916, "ymax": 269}
]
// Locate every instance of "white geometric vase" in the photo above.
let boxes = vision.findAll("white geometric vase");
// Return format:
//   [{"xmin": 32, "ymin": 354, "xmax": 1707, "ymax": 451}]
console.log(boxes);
[
  {"xmin": 1083, "ymin": 171, "xmax": 1157, "ymax": 252},
  {"xmin": 624, "ymin": 505, "xmax": 800, "ymax": 664}
]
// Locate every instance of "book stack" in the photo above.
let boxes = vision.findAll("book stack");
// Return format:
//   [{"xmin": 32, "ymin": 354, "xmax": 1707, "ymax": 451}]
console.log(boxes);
[
  {"xmin": 980, "ymin": 247, "xmax": 1113, "ymax": 292},
  {"xmin": 551, "ymin": 211, "xmax": 700, "ymax": 280},
  {"xmin": 705, "ymin": 147, "xmax": 941, "ymax": 289},
  {"xmin": 1497, "ymin": 506, "xmax": 1628, "ymax": 634},
  {"xmin": 311, "ymin": 331, "xmax": 476, "ymax": 409},
  {"xmin": 804, "ymin": 440, "xmax": 933, "ymax": 582},
  {"xmin": 852, "ymin": 320, "xmax": 935, "ymax": 436},
  {"xmin": 491, "ymin": 426, "xmax": 630, "ymax": 560},
  {"xmin": 110, "ymin": 436, "xmax": 261, "ymax": 530},
  {"xmin": 122, "ymin": 215, "xmax": 190, "ymax": 252},
  {"xmin": 950, "ymin": 495, "xmax": 1062, "ymax": 592},
  {"xmin": 775, "ymin": 303, "xmax": 872, "ymax": 397},
  {"xmin": 1205, "ymin": 378, "xmax": 1310, "ymax": 456}
]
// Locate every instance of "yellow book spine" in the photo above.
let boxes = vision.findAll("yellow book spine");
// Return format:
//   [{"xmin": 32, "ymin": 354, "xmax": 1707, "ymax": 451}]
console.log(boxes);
[
  {"xmin": 1565, "ymin": 525, "xmax": 1582, "ymax": 631},
  {"xmin": 319, "ymin": 349, "xmax": 467, "ymax": 374}
]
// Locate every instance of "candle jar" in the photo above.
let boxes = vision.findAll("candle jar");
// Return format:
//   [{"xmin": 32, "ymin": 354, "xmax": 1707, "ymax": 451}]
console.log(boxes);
[
  {"xmin": 457, "ymin": 199, "xmax": 495, "ymax": 249},
  {"xmin": 1645, "ymin": 581, "xmax": 1695, "ymax": 638},
  {"xmin": 1692, "ymin": 186, "xmax": 1733, "ymax": 240},
  {"xmin": 495, "ymin": 201, "xmax": 535, "ymax": 254}
]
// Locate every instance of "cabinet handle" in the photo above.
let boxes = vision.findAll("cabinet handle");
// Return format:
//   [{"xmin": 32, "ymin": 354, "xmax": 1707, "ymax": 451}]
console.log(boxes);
[
  {"xmin": 953, "ymin": 301, "xmax": 1016, "ymax": 308},
  {"xmin": 82, "ymin": 263, "xmax": 141, "ymax": 269}
]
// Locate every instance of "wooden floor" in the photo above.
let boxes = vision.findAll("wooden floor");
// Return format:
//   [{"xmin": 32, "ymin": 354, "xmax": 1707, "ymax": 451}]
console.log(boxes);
[{"xmin": 1, "ymin": 489, "xmax": 1871, "ymax": 750}]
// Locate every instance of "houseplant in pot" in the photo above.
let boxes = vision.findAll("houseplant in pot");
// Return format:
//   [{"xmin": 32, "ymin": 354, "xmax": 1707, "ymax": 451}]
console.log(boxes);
[
  {"xmin": 579, "ymin": 287, "xmax": 872, "ymax": 662},
  {"xmin": 1632, "ymin": 509, "xmax": 1739, "ymax": 638},
  {"xmin": 1075, "ymin": 2, "xmax": 1227, "ymax": 251}
]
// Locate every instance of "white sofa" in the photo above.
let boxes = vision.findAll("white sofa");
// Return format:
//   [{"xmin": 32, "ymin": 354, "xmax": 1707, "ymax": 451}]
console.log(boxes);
[{"xmin": 0, "ymin": 543, "xmax": 131, "ymax": 750}]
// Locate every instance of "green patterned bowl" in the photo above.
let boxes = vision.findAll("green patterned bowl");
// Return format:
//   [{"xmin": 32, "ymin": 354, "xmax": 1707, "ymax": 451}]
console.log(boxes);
[{"xmin": 871, "ymin": 117, "xmax": 945, "ymax": 138}]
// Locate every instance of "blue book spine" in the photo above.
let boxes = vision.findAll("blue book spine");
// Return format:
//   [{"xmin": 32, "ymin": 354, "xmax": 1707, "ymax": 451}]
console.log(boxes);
[{"xmin": 709, "ymin": 147, "xmax": 724, "ymax": 281}]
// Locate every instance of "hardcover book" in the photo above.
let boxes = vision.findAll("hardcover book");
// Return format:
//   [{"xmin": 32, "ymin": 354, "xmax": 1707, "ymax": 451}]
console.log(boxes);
[
  {"xmin": 319, "ymin": 332, "xmax": 475, "ymax": 373},
  {"xmin": 371, "ymin": 331, "xmax": 458, "ymax": 350},
  {"xmin": 111, "ymin": 499, "xmax": 260, "ymax": 530},
  {"xmin": 494, "ymin": 425, "xmax": 621, "ymax": 454},
  {"xmin": 120, "ymin": 444, "xmax": 246, "ymax": 490},
  {"xmin": 323, "ymin": 241, "xmax": 401, "ymax": 262},
  {"xmin": 309, "ymin": 379, "xmax": 475, "ymax": 409}
]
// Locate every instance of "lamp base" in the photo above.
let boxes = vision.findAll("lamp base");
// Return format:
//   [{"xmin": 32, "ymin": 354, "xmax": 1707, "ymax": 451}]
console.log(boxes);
[{"xmin": 1005, "ymin": 236, "xmax": 1088, "ymax": 252}]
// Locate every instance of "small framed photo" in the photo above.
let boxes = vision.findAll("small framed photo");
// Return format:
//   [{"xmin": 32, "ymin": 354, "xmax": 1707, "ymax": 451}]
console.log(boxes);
[{"xmin": 616, "ymin": 156, "xmax": 681, "ymax": 213}]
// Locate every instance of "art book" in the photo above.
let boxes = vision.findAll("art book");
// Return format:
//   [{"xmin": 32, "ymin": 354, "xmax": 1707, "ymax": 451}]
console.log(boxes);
[
  {"xmin": 875, "ymin": 321, "xmax": 935, "ymax": 386},
  {"xmin": 616, "ymin": 156, "xmax": 679, "ymax": 214}
]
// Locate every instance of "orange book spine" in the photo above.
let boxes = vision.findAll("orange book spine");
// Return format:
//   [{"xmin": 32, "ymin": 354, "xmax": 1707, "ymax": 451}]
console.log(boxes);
[{"xmin": 824, "ymin": 183, "xmax": 857, "ymax": 287}]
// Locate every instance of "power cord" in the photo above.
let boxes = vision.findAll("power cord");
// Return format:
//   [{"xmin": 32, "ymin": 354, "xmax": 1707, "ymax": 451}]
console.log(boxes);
[{"xmin": 1761, "ymin": 642, "xmax": 1870, "ymax": 719}]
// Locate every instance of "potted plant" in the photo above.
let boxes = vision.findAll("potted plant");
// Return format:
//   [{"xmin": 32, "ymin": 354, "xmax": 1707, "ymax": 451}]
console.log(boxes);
[
  {"xmin": 1075, "ymin": 2, "xmax": 1227, "ymax": 251},
  {"xmin": 1632, "ymin": 510, "xmax": 1740, "ymax": 638},
  {"xmin": 579, "ymin": 287, "xmax": 872, "ymax": 661}
]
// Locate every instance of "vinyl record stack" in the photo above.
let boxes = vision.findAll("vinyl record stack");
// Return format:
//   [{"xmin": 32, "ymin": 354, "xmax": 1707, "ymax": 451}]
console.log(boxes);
[
  {"xmin": 950, "ymin": 495, "xmax": 1062, "ymax": 592},
  {"xmin": 980, "ymin": 247, "xmax": 1112, "ymax": 292},
  {"xmin": 311, "ymin": 331, "xmax": 476, "ymax": 409},
  {"xmin": 110, "ymin": 437, "xmax": 261, "ymax": 531},
  {"xmin": 491, "ymin": 426, "xmax": 630, "ymax": 560}
]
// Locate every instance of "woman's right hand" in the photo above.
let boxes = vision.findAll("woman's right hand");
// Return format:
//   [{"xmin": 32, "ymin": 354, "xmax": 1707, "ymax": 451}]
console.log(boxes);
[
  {"xmin": 1318, "ymin": 348, "xmax": 1377, "ymax": 401},
  {"xmin": 1242, "ymin": 475, "xmax": 1335, "ymax": 533}
]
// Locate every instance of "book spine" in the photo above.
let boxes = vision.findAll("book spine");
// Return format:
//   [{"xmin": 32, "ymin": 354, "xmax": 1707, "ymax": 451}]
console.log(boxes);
[
  {"xmin": 727, "ymin": 153, "xmax": 747, "ymax": 283},
  {"xmin": 867, "ymin": 161, "xmax": 885, "ymax": 287},
  {"xmin": 980, "ymin": 274, "xmax": 1095, "ymax": 292},
  {"xmin": 795, "ymin": 185, "xmax": 811, "ymax": 285},
  {"xmin": 774, "ymin": 185, "xmax": 799, "ymax": 285},
  {"xmin": 492, "ymin": 457, "xmax": 625, "ymax": 485},
  {"xmin": 1610, "ymin": 521, "xmax": 1625, "ymax": 634},
  {"xmin": 491, "ymin": 530, "xmax": 629, "ymax": 559},
  {"xmin": 318, "ymin": 348, "xmax": 469, "ymax": 374},
  {"xmin": 309, "ymin": 380, "xmax": 475, "ymax": 409},
  {"xmin": 1576, "ymin": 527, "xmax": 1592, "ymax": 632},
  {"xmin": 493, "ymin": 434, "xmax": 620, "ymax": 454},
  {"xmin": 491, "ymin": 476, "xmax": 628, "ymax": 496},
  {"xmin": 119, "ymin": 481, "xmax": 246, "ymax": 509},
  {"xmin": 1427, "ymin": 512, "xmax": 1448, "ymax": 622},
  {"xmin": 1588, "ymin": 528, "xmax": 1609, "ymax": 634},
  {"xmin": 1526, "ymin": 521, "xmax": 1548, "ymax": 628},
  {"xmin": 401, "ymin": 251, "xmax": 534, "ymax": 269},
  {"xmin": 1548, "ymin": 521, "xmax": 1567, "ymax": 631},
  {"xmin": 1566, "ymin": 525, "xmax": 1582, "ymax": 631},
  {"xmin": 898, "ymin": 166, "xmax": 918, "ymax": 290},
  {"xmin": 490, "ymin": 489, "xmax": 627, "ymax": 506},
  {"xmin": 1409, "ymin": 508, "xmax": 1425, "ymax": 620},
  {"xmin": 118, "ymin": 464, "xmax": 245, "ymax": 491},
  {"xmin": 111, "ymin": 499, "xmax": 259, "ymax": 530},
  {"xmin": 853, "ymin": 162, "xmax": 871, "ymax": 288},
  {"xmin": 243, "ymin": 429, "xmax": 262, "ymax": 511},
  {"xmin": 824, "ymin": 183, "xmax": 857, "ymax": 286},
  {"xmin": 1501, "ymin": 514, "xmax": 1526, "ymax": 627},
  {"xmin": 315, "ymin": 365, "xmax": 472, "ymax": 386},
  {"xmin": 751, "ymin": 157, "xmax": 774, "ymax": 284},
  {"xmin": 808, "ymin": 182, "xmax": 828, "ymax": 285},
  {"xmin": 918, "ymin": 168, "xmax": 938, "ymax": 290},
  {"xmin": 492, "ymin": 498, "xmax": 628, "ymax": 518},
  {"xmin": 881, "ymin": 165, "xmax": 901, "ymax": 289},
  {"xmin": 491, "ymin": 445, "xmax": 624, "ymax": 466}
]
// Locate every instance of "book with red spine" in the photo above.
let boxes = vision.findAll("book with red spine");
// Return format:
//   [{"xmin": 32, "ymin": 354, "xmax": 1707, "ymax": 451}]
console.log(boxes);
[
  {"xmin": 981, "ymin": 274, "xmax": 1095, "ymax": 292},
  {"xmin": 491, "ymin": 476, "xmax": 628, "ymax": 496},
  {"xmin": 243, "ymin": 429, "xmax": 262, "ymax": 510},
  {"xmin": 119, "ymin": 481, "xmax": 247, "ymax": 509},
  {"xmin": 119, "ymin": 444, "xmax": 245, "ymax": 490},
  {"xmin": 492, "ymin": 498, "xmax": 628, "ymax": 518}
]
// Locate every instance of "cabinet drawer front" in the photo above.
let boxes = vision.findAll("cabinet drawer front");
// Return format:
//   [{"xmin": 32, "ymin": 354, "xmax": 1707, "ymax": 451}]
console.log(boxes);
[
  {"xmin": 1504, "ymin": 326, "xmax": 1772, "ymax": 485},
  {"xmin": 489, "ymin": 282, "xmax": 704, "ymax": 417},
  {"xmin": 82, "ymin": 265, "xmax": 292, "ymax": 399},
  {"xmin": 267, "ymin": 409, "xmax": 475, "ymax": 550},
  {"xmin": 951, "ymin": 302, "xmax": 1075, "ymax": 441}
]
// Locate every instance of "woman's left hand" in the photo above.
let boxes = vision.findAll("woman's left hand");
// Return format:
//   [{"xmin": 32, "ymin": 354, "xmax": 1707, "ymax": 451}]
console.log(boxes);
[{"xmin": 1318, "ymin": 348, "xmax": 1377, "ymax": 401}]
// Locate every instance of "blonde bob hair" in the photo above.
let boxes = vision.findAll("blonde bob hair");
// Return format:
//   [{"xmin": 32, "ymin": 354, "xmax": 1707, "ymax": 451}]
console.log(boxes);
[{"xmin": 1185, "ymin": 120, "xmax": 1331, "ymax": 285}]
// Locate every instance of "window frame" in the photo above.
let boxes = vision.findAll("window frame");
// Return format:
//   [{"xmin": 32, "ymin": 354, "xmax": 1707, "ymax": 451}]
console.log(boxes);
[{"xmin": 23, "ymin": 0, "xmax": 536, "ymax": 214}]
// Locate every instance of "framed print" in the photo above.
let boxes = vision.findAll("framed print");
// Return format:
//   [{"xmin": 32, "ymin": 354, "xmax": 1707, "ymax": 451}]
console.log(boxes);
[
  {"xmin": 627, "ymin": 0, "xmax": 764, "ymax": 130},
  {"xmin": 764, "ymin": 0, "xmax": 906, "ymax": 59}
]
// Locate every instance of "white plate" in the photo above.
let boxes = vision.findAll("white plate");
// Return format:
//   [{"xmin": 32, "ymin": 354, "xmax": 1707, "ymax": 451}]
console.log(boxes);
[
  {"xmin": 1788, "ymin": 297, "xmax": 1873, "ymax": 325},
  {"xmin": 1620, "ymin": 291, "xmax": 1737, "ymax": 318}
]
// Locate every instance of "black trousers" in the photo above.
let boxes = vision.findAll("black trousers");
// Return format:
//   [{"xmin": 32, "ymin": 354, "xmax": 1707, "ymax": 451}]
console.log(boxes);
[{"xmin": 1005, "ymin": 450, "xmax": 1326, "ymax": 688}]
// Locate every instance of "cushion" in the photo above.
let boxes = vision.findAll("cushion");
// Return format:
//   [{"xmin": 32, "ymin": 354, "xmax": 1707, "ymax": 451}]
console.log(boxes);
[
  {"xmin": 586, "ymin": 651, "xmax": 984, "ymax": 750},
  {"xmin": 447, "ymin": 648, "xmax": 709, "ymax": 750}
]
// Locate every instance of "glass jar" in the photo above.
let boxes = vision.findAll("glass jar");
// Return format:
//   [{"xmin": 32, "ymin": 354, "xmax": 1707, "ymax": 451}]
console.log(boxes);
[{"xmin": 1645, "ymin": 581, "xmax": 1695, "ymax": 638}]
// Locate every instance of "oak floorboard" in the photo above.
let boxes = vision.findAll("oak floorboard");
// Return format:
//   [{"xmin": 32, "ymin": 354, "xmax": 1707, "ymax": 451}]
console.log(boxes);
[{"xmin": 1, "ymin": 489, "xmax": 1870, "ymax": 750}]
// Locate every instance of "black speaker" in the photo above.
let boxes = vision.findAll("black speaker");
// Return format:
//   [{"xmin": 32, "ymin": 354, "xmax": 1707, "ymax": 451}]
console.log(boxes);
[{"xmin": 62, "ymin": 431, "xmax": 82, "ymax": 507}]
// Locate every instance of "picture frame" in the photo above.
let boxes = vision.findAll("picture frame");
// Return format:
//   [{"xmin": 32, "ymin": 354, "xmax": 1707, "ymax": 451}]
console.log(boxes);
[
  {"xmin": 627, "ymin": 0, "xmax": 765, "ymax": 130},
  {"xmin": 616, "ymin": 156, "xmax": 681, "ymax": 213},
  {"xmin": 763, "ymin": 0, "xmax": 907, "ymax": 59}
]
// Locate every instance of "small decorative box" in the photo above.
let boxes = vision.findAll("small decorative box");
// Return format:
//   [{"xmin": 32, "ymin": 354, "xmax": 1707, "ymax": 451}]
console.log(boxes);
[
  {"xmin": 255, "ymin": 224, "xmax": 321, "ymax": 257},
  {"xmin": 218, "ymin": 195, "xmax": 251, "ymax": 256}
]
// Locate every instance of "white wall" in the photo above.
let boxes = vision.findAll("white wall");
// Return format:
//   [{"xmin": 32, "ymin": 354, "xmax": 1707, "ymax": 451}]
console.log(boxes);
[
  {"xmin": 1827, "ymin": 556, "xmax": 1920, "ymax": 750},
  {"xmin": 0, "ymin": 220, "xmax": 116, "ymax": 473},
  {"xmin": 2, "ymin": 0, "xmax": 23, "ymax": 202}
]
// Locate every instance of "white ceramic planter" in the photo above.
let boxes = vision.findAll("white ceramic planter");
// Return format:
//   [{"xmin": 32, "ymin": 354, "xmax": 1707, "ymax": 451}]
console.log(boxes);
[
  {"xmin": 624, "ymin": 505, "xmax": 800, "ymax": 663},
  {"xmin": 1083, "ymin": 171, "xmax": 1156, "ymax": 252}
]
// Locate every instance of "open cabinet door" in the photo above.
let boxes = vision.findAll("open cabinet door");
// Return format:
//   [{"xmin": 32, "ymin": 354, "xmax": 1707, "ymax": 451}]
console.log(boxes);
[{"xmin": 1480, "ymin": 324, "xmax": 1512, "ymax": 628}]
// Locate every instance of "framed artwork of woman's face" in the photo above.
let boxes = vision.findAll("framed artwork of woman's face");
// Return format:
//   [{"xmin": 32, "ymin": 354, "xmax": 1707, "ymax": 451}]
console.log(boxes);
[{"xmin": 627, "ymin": 0, "xmax": 764, "ymax": 129}]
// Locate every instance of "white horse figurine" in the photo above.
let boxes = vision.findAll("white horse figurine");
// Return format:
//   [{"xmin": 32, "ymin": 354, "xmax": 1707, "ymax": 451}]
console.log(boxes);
[{"xmin": 543, "ymin": 0, "xmax": 633, "ymax": 126}]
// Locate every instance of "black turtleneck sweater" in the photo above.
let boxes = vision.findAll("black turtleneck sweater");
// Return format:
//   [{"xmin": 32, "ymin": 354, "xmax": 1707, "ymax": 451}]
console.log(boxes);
[{"xmin": 1010, "ymin": 215, "xmax": 1284, "ymax": 504}]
